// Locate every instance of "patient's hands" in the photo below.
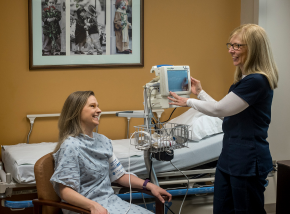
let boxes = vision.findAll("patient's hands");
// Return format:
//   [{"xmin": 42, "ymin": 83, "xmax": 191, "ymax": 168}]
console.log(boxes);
[
  {"xmin": 146, "ymin": 183, "xmax": 172, "ymax": 203},
  {"xmin": 168, "ymin": 91, "xmax": 188, "ymax": 107},
  {"xmin": 90, "ymin": 202, "xmax": 110, "ymax": 214},
  {"xmin": 190, "ymin": 77, "xmax": 203, "ymax": 96},
  {"xmin": 59, "ymin": 184, "xmax": 110, "ymax": 214}
]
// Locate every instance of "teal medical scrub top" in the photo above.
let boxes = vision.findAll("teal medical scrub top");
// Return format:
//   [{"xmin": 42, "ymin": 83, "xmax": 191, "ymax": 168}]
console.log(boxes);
[{"xmin": 218, "ymin": 74, "xmax": 273, "ymax": 176}]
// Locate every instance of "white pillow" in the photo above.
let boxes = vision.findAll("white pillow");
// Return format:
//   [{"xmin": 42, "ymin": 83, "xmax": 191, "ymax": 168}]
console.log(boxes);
[{"xmin": 168, "ymin": 108, "xmax": 223, "ymax": 141}]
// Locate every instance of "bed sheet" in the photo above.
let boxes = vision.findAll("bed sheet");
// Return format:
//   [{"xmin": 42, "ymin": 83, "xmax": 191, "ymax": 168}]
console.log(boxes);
[{"xmin": 1, "ymin": 133, "xmax": 223, "ymax": 184}]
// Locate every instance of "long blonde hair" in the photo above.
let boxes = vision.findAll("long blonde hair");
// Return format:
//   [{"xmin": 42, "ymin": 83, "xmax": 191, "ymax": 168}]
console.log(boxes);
[
  {"xmin": 53, "ymin": 91, "xmax": 95, "ymax": 153},
  {"xmin": 230, "ymin": 24, "xmax": 278, "ymax": 89}
]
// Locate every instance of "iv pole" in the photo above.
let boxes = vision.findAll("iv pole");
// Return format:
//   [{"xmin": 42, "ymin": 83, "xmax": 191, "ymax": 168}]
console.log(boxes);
[{"xmin": 143, "ymin": 86, "xmax": 159, "ymax": 186}]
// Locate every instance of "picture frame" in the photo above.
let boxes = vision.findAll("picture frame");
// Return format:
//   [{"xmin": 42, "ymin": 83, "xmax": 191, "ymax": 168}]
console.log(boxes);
[{"xmin": 29, "ymin": 0, "xmax": 144, "ymax": 69}]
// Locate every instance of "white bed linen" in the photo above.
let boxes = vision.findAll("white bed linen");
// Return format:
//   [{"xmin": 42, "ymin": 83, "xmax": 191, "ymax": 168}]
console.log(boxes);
[
  {"xmin": 1, "ymin": 142, "xmax": 57, "ymax": 184},
  {"xmin": 1, "ymin": 133, "xmax": 223, "ymax": 184}
]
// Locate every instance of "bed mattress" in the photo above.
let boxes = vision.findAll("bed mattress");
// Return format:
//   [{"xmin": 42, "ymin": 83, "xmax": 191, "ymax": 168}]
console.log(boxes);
[
  {"xmin": 1, "ymin": 133, "xmax": 223, "ymax": 184},
  {"xmin": 1, "ymin": 142, "xmax": 57, "ymax": 184}
]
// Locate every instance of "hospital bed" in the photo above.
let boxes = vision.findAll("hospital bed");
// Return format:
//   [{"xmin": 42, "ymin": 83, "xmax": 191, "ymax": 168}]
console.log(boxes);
[{"xmin": 0, "ymin": 109, "xmax": 224, "ymax": 212}]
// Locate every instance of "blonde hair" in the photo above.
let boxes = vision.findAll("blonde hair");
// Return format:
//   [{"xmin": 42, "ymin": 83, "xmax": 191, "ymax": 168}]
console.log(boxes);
[
  {"xmin": 53, "ymin": 91, "xmax": 95, "ymax": 153},
  {"xmin": 229, "ymin": 24, "xmax": 278, "ymax": 89}
]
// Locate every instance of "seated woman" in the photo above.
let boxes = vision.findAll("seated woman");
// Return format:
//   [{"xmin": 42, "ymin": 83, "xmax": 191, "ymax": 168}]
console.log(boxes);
[{"xmin": 50, "ymin": 91, "xmax": 172, "ymax": 214}]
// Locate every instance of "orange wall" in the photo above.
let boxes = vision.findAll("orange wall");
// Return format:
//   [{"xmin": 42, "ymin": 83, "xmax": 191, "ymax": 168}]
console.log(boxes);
[{"xmin": 0, "ymin": 0, "xmax": 240, "ymax": 156}]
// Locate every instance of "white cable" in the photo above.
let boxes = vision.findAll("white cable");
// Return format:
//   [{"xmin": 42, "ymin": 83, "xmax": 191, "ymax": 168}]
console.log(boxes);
[
  {"xmin": 141, "ymin": 193, "xmax": 147, "ymax": 209},
  {"xmin": 124, "ymin": 131, "xmax": 139, "ymax": 214},
  {"xmin": 170, "ymin": 161, "xmax": 189, "ymax": 214}
]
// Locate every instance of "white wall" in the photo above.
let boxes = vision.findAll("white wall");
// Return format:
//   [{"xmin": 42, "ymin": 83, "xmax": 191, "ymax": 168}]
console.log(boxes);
[{"xmin": 259, "ymin": 0, "xmax": 290, "ymax": 162}]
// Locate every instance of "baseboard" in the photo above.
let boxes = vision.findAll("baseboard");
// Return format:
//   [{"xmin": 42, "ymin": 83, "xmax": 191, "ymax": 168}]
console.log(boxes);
[{"xmin": 265, "ymin": 203, "xmax": 276, "ymax": 214}]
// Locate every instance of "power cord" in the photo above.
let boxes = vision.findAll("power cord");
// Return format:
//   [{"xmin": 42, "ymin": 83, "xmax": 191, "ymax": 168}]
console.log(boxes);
[
  {"xmin": 148, "ymin": 87, "xmax": 177, "ymax": 124},
  {"xmin": 170, "ymin": 161, "xmax": 189, "ymax": 214},
  {"xmin": 125, "ymin": 131, "xmax": 138, "ymax": 214},
  {"xmin": 126, "ymin": 131, "xmax": 152, "ymax": 213},
  {"xmin": 141, "ymin": 192, "xmax": 147, "ymax": 209},
  {"xmin": 162, "ymin": 108, "xmax": 177, "ymax": 123},
  {"xmin": 165, "ymin": 204, "xmax": 176, "ymax": 214}
]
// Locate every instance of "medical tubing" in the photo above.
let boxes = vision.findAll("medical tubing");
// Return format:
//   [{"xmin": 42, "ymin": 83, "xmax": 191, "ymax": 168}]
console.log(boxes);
[
  {"xmin": 170, "ymin": 160, "xmax": 189, "ymax": 214},
  {"xmin": 125, "ymin": 132, "xmax": 137, "ymax": 214}
]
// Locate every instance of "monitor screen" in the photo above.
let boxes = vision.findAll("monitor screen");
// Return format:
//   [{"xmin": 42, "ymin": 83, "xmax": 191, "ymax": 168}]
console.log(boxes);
[{"xmin": 167, "ymin": 70, "xmax": 189, "ymax": 92}]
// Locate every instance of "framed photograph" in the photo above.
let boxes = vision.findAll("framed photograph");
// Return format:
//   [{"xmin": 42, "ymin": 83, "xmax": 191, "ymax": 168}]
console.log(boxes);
[{"xmin": 29, "ymin": 0, "xmax": 144, "ymax": 69}]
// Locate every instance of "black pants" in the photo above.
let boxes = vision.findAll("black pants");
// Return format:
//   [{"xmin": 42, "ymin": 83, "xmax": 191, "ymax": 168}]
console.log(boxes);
[{"xmin": 213, "ymin": 168, "xmax": 267, "ymax": 214}]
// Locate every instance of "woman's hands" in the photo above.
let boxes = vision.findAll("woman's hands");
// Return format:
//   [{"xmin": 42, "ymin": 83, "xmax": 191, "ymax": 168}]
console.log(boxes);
[
  {"xmin": 167, "ymin": 77, "xmax": 202, "ymax": 107},
  {"xmin": 168, "ymin": 91, "xmax": 189, "ymax": 107},
  {"xmin": 146, "ymin": 183, "xmax": 172, "ymax": 203},
  {"xmin": 59, "ymin": 184, "xmax": 109, "ymax": 214},
  {"xmin": 90, "ymin": 202, "xmax": 110, "ymax": 214},
  {"xmin": 190, "ymin": 77, "xmax": 202, "ymax": 96}
]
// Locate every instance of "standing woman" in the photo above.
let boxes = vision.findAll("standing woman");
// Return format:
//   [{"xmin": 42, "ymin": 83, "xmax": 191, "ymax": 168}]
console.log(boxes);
[
  {"xmin": 168, "ymin": 24, "xmax": 278, "ymax": 213},
  {"xmin": 50, "ymin": 91, "xmax": 171, "ymax": 214}
]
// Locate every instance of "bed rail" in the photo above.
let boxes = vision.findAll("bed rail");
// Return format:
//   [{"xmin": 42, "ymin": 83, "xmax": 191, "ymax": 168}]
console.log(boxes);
[{"xmin": 26, "ymin": 109, "xmax": 164, "ymax": 144}]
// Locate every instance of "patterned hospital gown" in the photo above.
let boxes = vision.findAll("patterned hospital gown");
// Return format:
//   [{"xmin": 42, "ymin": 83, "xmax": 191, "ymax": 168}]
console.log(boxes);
[{"xmin": 50, "ymin": 133, "xmax": 152, "ymax": 214}]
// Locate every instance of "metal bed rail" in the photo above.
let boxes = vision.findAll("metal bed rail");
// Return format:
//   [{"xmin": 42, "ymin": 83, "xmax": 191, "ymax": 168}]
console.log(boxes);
[{"xmin": 26, "ymin": 109, "xmax": 164, "ymax": 143}]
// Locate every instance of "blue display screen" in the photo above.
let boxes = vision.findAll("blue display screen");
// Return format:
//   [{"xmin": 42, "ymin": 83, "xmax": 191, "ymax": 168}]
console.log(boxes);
[{"xmin": 167, "ymin": 70, "xmax": 189, "ymax": 92}]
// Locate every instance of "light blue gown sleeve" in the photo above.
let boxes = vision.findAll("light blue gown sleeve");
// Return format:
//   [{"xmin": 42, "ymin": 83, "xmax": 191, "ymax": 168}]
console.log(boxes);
[
  {"xmin": 50, "ymin": 141, "xmax": 80, "ymax": 197},
  {"xmin": 109, "ymin": 152, "xmax": 126, "ymax": 182}
]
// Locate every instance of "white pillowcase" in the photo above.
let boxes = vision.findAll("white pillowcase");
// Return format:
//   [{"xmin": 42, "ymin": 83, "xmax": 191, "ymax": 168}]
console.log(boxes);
[{"xmin": 168, "ymin": 108, "xmax": 223, "ymax": 141}]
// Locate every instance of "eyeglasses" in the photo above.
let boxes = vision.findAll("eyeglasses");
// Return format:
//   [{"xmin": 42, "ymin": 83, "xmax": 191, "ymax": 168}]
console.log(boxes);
[{"xmin": 226, "ymin": 43, "xmax": 247, "ymax": 50}]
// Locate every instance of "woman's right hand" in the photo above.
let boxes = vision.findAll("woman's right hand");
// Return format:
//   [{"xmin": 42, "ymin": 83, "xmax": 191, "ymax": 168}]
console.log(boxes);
[
  {"xmin": 190, "ymin": 77, "xmax": 202, "ymax": 96},
  {"xmin": 90, "ymin": 202, "xmax": 110, "ymax": 214},
  {"xmin": 59, "ymin": 184, "xmax": 109, "ymax": 214}
]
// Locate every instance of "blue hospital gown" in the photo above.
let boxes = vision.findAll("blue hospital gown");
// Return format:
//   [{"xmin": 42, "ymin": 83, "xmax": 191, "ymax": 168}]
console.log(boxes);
[{"xmin": 50, "ymin": 133, "xmax": 152, "ymax": 214}]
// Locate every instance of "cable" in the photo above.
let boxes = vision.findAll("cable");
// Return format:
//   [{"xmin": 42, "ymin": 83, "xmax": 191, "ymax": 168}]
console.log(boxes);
[
  {"xmin": 148, "ymin": 156, "xmax": 153, "ymax": 181},
  {"xmin": 148, "ymin": 87, "xmax": 177, "ymax": 126},
  {"xmin": 141, "ymin": 193, "xmax": 147, "ymax": 209},
  {"xmin": 165, "ymin": 204, "xmax": 176, "ymax": 214},
  {"xmin": 189, "ymin": 173, "xmax": 208, "ymax": 180},
  {"xmin": 125, "ymin": 131, "xmax": 138, "ymax": 214},
  {"xmin": 126, "ymin": 131, "xmax": 153, "ymax": 213},
  {"xmin": 162, "ymin": 108, "xmax": 177, "ymax": 123},
  {"xmin": 170, "ymin": 161, "xmax": 189, "ymax": 214}
]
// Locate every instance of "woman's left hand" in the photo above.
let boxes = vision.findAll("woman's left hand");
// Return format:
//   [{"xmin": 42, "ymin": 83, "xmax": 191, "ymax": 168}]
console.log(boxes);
[
  {"xmin": 147, "ymin": 183, "xmax": 172, "ymax": 203},
  {"xmin": 168, "ymin": 91, "xmax": 188, "ymax": 107}
]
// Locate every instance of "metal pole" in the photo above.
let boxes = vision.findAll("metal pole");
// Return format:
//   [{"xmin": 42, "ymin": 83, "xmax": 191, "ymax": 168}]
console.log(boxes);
[
  {"xmin": 143, "ymin": 86, "xmax": 159, "ymax": 186},
  {"xmin": 144, "ymin": 150, "xmax": 159, "ymax": 186}
]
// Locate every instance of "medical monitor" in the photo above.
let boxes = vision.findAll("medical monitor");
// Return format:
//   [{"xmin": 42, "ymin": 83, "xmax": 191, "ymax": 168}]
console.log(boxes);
[
  {"xmin": 147, "ymin": 65, "xmax": 191, "ymax": 109},
  {"xmin": 159, "ymin": 66, "xmax": 191, "ymax": 97}
]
